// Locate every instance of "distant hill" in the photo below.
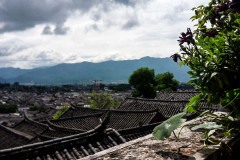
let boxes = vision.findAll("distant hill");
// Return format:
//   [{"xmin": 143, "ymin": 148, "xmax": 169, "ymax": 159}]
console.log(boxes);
[
  {"xmin": 0, "ymin": 67, "xmax": 30, "ymax": 79},
  {"xmin": 0, "ymin": 57, "xmax": 190, "ymax": 84},
  {"xmin": 0, "ymin": 77, "xmax": 5, "ymax": 83}
]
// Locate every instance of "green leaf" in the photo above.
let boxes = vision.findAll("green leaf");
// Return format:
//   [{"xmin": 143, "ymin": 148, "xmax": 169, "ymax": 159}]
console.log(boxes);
[
  {"xmin": 153, "ymin": 112, "xmax": 186, "ymax": 140},
  {"xmin": 199, "ymin": 110, "xmax": 211, "ymax": 117},
  {"xmin": 234, "ymin": 107, "xmax": 240, "ymax": 120},
  {"xmin": 207, "ymin": 129, "xmax": 216, "ymax": 137},
  {"xmin": 191, "ymin": 122, "xmax": 222, "ymax": 131},
  {"xmin": 217, "ymin": 78, "xmax": 223, "ymax": 89},
  {"xmin": 185, "ymin": 94, "xmax": 202, "ymax": 113},
  {"xmin": 210, "ymin": 72, "xmax": 217, "ymax": 79},
  {"xmin": 179, "ymin": 61, "xmax": 185, "ymax": 67}
]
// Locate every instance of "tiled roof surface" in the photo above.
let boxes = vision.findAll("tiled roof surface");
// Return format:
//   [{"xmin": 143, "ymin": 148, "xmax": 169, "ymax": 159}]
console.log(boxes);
[
  {"xmin": 12, "ymin": 116, "xmax": 47, "ymax": 137},
  {"xmin": 50, "ymin": 113, "xmax": 103, "ymax": 131},
  {"xmin": 106, "ymin": 110, "xmax": 164, "ymax": 130},
  {"xmin": 118, "ymin": 122, "xmax": 161, "ymax": 141},
  {"xmin": 0, "ymin": 124, "xmax": 31, "ymax": 150},
  {"xmin": 117, "ymin": 98, "xmax": 187, "ymax": 118},
  {"xmin": 50, "ymin": 110, "xmax": 165, "ymax": 131},
  {"xmin": 117, "ymin": 97, "xmax": 219, "ymax": 118},
  {"xmin": 60, "ymin": 107, "xmax": 105, "ymax": 119},
  {"xmin": 38, "ymin": 128, "xmax": 76, "ymax": 139},
  {"xmin": 198, "ymin": 101, "xmax": 219, "ymax": 111},
  {"xmin": 0, "ymin": 116, "xmax": 126, "ymax": 160},
  {"xmin": 0, "ymin": 92, "xmax": 220, "ymax": 159},
  {"xmin": 0, "ymin": 109, "xmax": 163, "ymax": 159},
  {"xmin": 156, "ymin": 91, "xmax": 199, "ymax": 101},
  {"xmin": 46, "ymin": 118, "xmax": 86, "ymax": 134}
]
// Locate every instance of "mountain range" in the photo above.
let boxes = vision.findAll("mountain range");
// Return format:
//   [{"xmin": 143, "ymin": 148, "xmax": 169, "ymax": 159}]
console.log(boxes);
[{"xmin": 0, "ymin": 57, "xmax": 190, "ymax": 84}]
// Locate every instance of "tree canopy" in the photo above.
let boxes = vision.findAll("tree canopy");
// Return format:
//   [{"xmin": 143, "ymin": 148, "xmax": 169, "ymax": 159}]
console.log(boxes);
[
  {"xmin": 172, "ymin": 0, "xmax": 240, "ymax": 117},
  {"xmin": 154, "ymin": 0, "xmax": 240, "ymax": 143},
  {"xmin": 129, "ymin": 67, "xmax": 156, "ymax": 98},
  {"xmin": 155, "ymin": 72, "xmax": 179, "ymax": 91},
  {"xmin": 52, "ymin": 105, "xmax": 70, "ymax": 120},
  {"xmin": 0, "ymin": 104, "xmax": 17, "ymax": 113},
  {"xmin": 129, "ymin": 68, "xmax": 179, "ymax": 98},
  {"xmin": 87, "ymin": 92, "xmax": 120, "ymax": 109}
]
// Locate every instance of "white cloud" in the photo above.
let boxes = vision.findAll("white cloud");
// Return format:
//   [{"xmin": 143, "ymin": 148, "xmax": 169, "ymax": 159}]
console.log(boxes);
[{"xmin": 0, "ymin": 0, "xmax": 208, "ymax": 68}]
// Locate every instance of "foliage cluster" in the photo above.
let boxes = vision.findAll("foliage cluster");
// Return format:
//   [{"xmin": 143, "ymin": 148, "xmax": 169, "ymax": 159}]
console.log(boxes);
[
  {"xmin": 154, "ymin": 0, "xmax": 240, "ymax": 144},
  {"xmin": 52, "ymin": 105, "xmax": 70, "ymax": 120},
  {"xmin": 176, "ymin": 0, "xmax": 240, "ymax": 116},
  {"xmin": 129, "ymin": 67, "xmax": 179, "ymax": 98},
  {"xmin": 87, "ymin": 92, "xmax": 121, "ymax": 109},
  {"xmin": 29, "ymin": 105, "xmax": 47, "ymax": 113},
  {"xmin": 155, "ymin": 72, "xmax": 179, "ymax": 92},
  {"xmin": 107, "ymin": 84, "xmax": 132, "ymax": 92},
  {"xmin": 129, "ymin": 67, "xmax": 156, "ymax": 98},
  {"xmin": 0, "ymin": 104, "xmax": 17, "ymax": 113}
]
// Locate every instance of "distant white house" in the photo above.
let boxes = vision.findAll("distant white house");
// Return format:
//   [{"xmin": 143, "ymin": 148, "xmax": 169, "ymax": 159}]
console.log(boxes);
[
  {"xmin": 18, "ymin": 107, "xmax": 29, "ymax": 112},
  {"xmin": 83, "ymin": 104, "xmax": 90, "ymax": 108}
]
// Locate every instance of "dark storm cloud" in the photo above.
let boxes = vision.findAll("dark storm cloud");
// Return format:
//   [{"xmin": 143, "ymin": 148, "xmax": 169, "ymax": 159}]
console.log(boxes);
[
  {"xmin": 122, "ymin": 18, "xmax": 139, "ymax": 30},
  {"xmin": 0, "ymin": 0, "xmax": 71, "ymax": 33},
  {"xmin": 114, "ymin": 0, "xmax": 139, "ymax": 6},
  {"xmin": 42, "ymin": 25, "xmax": 52, "ymax": 35},
  {"xmin": 0, "ymin": 0, "xmax": 102, "ymax": 34},
  {"xmin": 89, "ymin": 24, "xmax": 99, "ymax": 31},
  {"xmin": 71, "ymin": 0, "xmax": 99, "ymax": 12},
  {"xmin": 162, "ymin": 2, "xmax": 190, "ymax": 24},
  {"xmin": 0, "ymin": 0, "xmax": 143, "ymax": 34},
  {"xmin": 53, "ymin": 25, "xmax": 69, "ymax": 35},
  {"xmin": 42, "ymin": 25, "xmax": 69, "ymax": 35}
]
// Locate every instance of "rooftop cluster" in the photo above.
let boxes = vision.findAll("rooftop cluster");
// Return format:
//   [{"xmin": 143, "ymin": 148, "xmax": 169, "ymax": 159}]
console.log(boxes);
[{"xmin": 0, "ymin": 91, "xmax": 219, "ymax": 160}]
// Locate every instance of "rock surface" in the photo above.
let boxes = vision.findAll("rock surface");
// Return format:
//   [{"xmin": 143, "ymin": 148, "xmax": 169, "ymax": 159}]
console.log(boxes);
[{"xmin": 83, "ymin": 116, "xmax": 223, "ymax": 160}]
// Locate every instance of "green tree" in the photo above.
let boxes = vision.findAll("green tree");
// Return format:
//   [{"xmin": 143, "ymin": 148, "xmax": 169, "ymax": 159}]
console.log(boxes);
[
  {"xmin": 129, "ymin": 67, "xmax": 156, "ymax": 98},
  {"xmin": 173, "ymin": 0, "xmax": 240, "ymax": 116},
  {"xmin": 0, "ymin": 104, "xmax": 17, "ymax": 113},
  {"xmin": 155, "ymin": 72, "xmax": 179, "ymax": 91},
  {"xmin": 154, "ymin": 0, "xmax": 240, "ymax": 143},
  {"xmin": 52, "ymin": 105, "xmax": 70, "ymax": 120},
  {"xmin": 108, "ymin": 84, "xmax": 131, "ymax": 92},
  {"xmin": 88, "ymin": 92, "xmax": 120, "ymax": 109}
]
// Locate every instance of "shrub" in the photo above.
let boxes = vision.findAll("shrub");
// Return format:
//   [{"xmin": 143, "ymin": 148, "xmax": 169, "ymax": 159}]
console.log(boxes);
[
  {"xmin": 52, "ymin": 105, "xmax": 70, "ymax": 120},
  {"xmin": 0, "ymin": 104, "xmax": 17, "ymax": 113}
]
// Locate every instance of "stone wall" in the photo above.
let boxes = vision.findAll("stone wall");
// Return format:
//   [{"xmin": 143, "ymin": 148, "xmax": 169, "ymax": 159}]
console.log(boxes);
[{"xmin": 82, "ymin": 116, "xmax": 225, "ymax": 160}]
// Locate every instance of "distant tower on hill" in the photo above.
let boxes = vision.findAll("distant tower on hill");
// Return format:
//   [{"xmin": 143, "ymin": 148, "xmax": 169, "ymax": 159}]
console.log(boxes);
[{"xmin": 93, "ymin": 80, "xmax": 102, "ymax": 91}]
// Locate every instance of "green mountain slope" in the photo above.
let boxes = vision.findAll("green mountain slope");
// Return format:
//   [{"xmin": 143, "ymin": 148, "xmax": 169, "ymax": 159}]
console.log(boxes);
[{"xmin": 2, "ymin": 57, "xmax": 190, "ymax": 84}]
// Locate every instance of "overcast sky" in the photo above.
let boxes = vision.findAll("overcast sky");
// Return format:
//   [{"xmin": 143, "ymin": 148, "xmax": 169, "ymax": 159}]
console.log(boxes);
[{"xmin": 0, "ymin": 0, "xmax": 207, "ymax": 69}]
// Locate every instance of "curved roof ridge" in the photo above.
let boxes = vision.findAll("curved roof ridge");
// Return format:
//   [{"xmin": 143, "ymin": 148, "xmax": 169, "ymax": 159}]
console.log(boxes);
[
  {"xmin": 35, "ymin": 132, "xmax": 55, "ymax": 140},
  {"xmin": 110, "ymin": 108, "xmax": 160, "ymax": 113},
  {"xmin": 0, "ymin": 113, "xmax": 110, "ymax": 153},
  {"xmin": 124, "ymin": 97, "xmax": 190, "ymax": 102},
  {"xmin": 46, "ymin": 119, "xmax": 86, "ymax": 133},
  {"xmin": 158, "ymin": 91, "xmax": 199, "ymax": 93},
  {"xmin": 63, "ymin": 106, "xmax": 108, "ymax": 113},
  {"xmin": 55, "ymin": 112, "xmax": 104, "ymax": 121},
  {"xmin": 59, "ymin": 106, "xmax": 108, "ymax": 118},
  {"xmin": 23, "ymin": 112, "xmax": 48, "ymax": 129},
  {"xmin": 77, "ymin": 107, "xmax": 110, "ymax": 111},
  {"xmin": 0, "ymin": 124, "xmax": 33, "ymax": 140},
  {"xmin": 34, "ymin": 128, "xmax": 68, "ymax": 140}
]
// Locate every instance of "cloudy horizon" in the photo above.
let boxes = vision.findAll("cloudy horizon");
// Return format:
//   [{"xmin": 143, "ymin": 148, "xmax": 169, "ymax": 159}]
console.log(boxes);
[{"xmin": 0, "ymin": 0, "xmax": 207, "ymax": 69}]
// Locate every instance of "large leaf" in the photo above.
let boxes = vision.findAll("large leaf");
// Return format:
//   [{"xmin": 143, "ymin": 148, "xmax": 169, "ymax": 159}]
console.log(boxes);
[
  {"xmin": 207, "ymin": 129, "xmax": 216, "ymax": 137},
  {"xmin": 153, "ymin": 112, "xmax": 186, "ymax": 140},
  {"xmin": 185, "ymin": 94, "xmax": 203, "ymax": 113},
  {"xmin": 191, "ymin": 122, "xmax": 222, "ymax": 131}
]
